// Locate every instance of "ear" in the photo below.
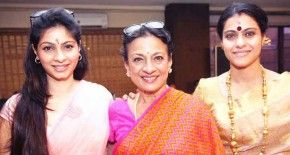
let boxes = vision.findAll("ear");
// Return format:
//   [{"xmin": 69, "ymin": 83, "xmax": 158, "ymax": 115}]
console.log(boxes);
[
  {"xmin": 79, "ymin": 40, "xmax": 82, "ymax": 52},
  {"xmin": 32, "ymin": 44, "xmax": 37, "ymax": 55},
  {"xmin": 262, "ymin": 35, "xmax": 271, "ymax": 46},
  {"xmin": 219, "ymin": 42, "xmax": 224, "ymax": 50},
  {"xmin": 262, "ymin": 34, "xmax": 266, "ymax": 44},
  {"xmin": 168, "ymin": 54, "xmax": 173, "ymax": 69},
  {"xmin": 124, "ymin": 60, "xmax": 130, "ymax": 77}
]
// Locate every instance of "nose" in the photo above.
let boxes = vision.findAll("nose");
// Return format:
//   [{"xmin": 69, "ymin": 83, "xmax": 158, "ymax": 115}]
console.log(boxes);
[
  {"xmin": 236, "ymin": 35, "xmax": 246, "ymax": 48},
  {"xmin": 54, "ymin": 48, "xmax": 66, "ymax": 62},
  {"xmin": 142, "ymin": 60, "xmax": 156, "ymax": 74}
]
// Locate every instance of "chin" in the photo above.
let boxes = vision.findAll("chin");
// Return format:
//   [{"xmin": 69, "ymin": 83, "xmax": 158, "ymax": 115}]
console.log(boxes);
[
  {"xmin": 141, "ymin": 85, "xmax": 166, "ymax": 95},
  {"xmin": 232, "ymin": 63, "xmax": 252, "ymax": 69},
  {"xmin": 55, "ymin": 77, "xmax": 70, "ymax": 81},
  {"xmin": 51, "ymin": 75, "xmax": 72, "ymax": 81}
]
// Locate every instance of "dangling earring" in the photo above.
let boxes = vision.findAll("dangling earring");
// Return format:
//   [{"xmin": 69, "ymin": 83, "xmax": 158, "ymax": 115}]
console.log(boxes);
[
  {"xmin": 126, "ymin": 72, "xmax": 130, "ymax": 77},
  {"xmin": 169, "ymin": 68, "xmax": 172, "ymax": 73},
  {"xmin": 263, "ymin": 37, "xmax": 271, "ymax": 46},
  {"xmin": 34, "ymin": 56, "xmax": 40, "ymax": 64},
  {"xmin": 79, "ymin": 55, "xmax": 82, "ymax": 61}
]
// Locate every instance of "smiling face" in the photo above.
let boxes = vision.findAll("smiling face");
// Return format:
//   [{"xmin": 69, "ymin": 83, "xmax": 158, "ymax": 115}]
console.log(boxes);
[
  {"xmin": 35, "ymin": 25, "xmax": 80, "ymax": 82},
  {"xmin": 221, "ymin": 13, "xmax": 266, "ymax": 69},
  {"xmin": 125, "ymin": 35, "xmax": 172, "ymax": 95}
]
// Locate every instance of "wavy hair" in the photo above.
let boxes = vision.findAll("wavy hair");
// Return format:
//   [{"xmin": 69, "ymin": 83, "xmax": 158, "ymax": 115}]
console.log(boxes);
[{"xmin": 10, "ymin": 8, "xmax": 88, "ymax": 155}]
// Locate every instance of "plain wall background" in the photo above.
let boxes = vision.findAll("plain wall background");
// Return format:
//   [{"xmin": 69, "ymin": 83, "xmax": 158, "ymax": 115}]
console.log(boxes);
[{"xmin": 1, "ymin": 4, "xmax": 290, "ymax": 28}]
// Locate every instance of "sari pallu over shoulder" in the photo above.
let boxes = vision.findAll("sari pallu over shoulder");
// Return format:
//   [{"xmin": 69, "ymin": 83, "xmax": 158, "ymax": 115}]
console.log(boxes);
[
  {"xmin": 194, "ymin": 71, "xmax": 290, "ymax": 154},
  {"xmin": 113, "ymin": 88, "xmax": 225, "ymax": 155}
]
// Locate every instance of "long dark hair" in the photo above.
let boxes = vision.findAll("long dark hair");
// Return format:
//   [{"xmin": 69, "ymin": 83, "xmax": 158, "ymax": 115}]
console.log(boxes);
[
  {"xmin": 10, "ymin": 8, "xmax": 88, "ymax": 155},
  {"xmin": 217, "ymin": 2, "xmax": 268, "ymax": 39}
]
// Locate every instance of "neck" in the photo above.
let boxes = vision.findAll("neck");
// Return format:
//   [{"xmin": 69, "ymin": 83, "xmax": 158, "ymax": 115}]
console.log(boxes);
[
  {"xmin": 47, "ymin": 77, "xmax": 79, "ymax": 96},
  {"xmin": 230, "ymin": 63, "xmax": 263, "ymax": 84},
  {"xmin": 133, "ymin": 85, "xmax": 168, "ymax": 119},
  {"xmin": 138, "ymin": 93, "xmax": 157, "ymax": 106},
  {"xmin": 229, "ymin": 63, "xmax": 265, "ymax": 97},
  {"xmin": 138, "ymin": 85, "xmax": 168, "ymax": 105}
]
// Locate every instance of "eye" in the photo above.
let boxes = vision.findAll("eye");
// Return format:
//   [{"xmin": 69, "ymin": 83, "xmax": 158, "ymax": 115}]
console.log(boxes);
[
  {"xmin": 133, "ymin": 57, "xmax": 143, "ymax": 63},
  {"xmin": 224, "ymin": 33, "xmax": 237, "ymax": 40},
  {"xmin": 42, "ymin": 46, "xmax": 54, "ymax": 52},
  {"xmin": 244, "ymin": 31, "xmax": 255, "ymax": 38},
  {"xmin": 63, "ymin": 44, "xmax": 74, "ymax": 51},
  {"xmin": 154, "ymin": 55, "xmax": 164, "ymax": 61}
]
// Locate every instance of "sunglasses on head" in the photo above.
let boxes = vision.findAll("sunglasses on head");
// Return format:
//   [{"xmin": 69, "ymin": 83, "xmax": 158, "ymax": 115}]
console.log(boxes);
[
  {"xmin": 30, "ymin": 8, "xmax": 74, "ymax": 26},
  {"xmin": 123, "ymin": 21, "xmax": 164, "ymax": 36}
]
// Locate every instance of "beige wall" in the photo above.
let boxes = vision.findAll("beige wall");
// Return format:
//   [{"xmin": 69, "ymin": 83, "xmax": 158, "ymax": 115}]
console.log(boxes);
[
  {"xmin": 0, "ymin": 5, "xmax": 164, "ymax": 28},
  {"xmin": 107, "ymin": 11, "xmax": 164, "ymax": 28},
  {"xmin": 0, "ymin": 10, "xmax": 31, "ymax": 28},
  {"xmin": 1, "ymin": 4, "xmax": 290, "ymax": 28}
]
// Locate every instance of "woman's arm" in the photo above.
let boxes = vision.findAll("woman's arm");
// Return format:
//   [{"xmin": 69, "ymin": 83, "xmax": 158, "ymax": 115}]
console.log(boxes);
[{"xmin": 0, "ymin": 117, "xmax": 11, "ymax": 155}]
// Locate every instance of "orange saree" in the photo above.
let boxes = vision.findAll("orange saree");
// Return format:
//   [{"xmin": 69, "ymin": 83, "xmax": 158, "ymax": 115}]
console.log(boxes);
[{"xmin": 113, "ymin": 88, "xmax": 225, "ymax": 155}]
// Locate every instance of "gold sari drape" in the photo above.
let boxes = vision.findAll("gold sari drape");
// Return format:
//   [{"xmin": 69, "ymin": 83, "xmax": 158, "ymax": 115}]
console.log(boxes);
[{"xmin": 194, "ymin": 70, "xmax": 290, "ymax": 155}]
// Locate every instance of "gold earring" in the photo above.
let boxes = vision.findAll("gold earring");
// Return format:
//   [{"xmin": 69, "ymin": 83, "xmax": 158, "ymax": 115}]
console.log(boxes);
[
  {"xmin": 35, "ymin": 56, "xmax": 40, "ymax": 64},
  {"xmin": 126, "ymin": 72, "xmax": 130, "ymax": 77},
  {"xmin": 264, "ymin": 37, "xmax": 271, "ymax": 46}
]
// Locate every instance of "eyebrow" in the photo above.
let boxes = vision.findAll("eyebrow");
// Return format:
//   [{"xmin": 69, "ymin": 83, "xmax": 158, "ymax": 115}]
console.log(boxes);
[
  {"xmin": 224, "ymin": 27, "xmax": 258, "ymax": 34},
  {"xmin": 39, "ymin": 40, "xmax": 76, "ymax": 46},
  {"xmin": 129, "ymin": 51, "xmax": 165, "ymax": 56},
  {"xmin": 130, "ymin": 50, "xmax": 164, "ymax": 53},
  {"xmin": 39, "ymin": 42, "xmax": 54, "ymax": 47}
]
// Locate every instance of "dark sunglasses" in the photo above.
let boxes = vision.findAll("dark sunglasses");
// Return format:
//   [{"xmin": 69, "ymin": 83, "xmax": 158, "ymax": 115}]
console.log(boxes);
[
  {"xmin": 30, "ymin": 8, "xmax": 74, "ymax": 26},
  {"xmin": 123, "ymin": 21, "xmax": 164, "ymax": 36}
]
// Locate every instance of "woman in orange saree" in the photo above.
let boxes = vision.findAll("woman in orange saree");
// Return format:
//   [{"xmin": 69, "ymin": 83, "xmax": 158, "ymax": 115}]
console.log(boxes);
[{"xmin": 108, "ymin": 21, "xmax": 225, "ymax": 154}]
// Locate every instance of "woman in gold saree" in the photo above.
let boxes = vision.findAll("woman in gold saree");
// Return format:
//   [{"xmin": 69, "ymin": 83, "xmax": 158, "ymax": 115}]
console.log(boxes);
[
  {"xmin": 194, "ymin": 2, "xmax": 290, "ymax": 155},
  {"xmin": 108, "ymin": 21, "xmax": 225, "ymax": 154}
]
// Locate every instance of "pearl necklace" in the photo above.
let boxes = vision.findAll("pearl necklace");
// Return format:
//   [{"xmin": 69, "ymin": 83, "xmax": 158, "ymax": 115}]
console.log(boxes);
[{"xmin": 226, "ymin": 69, "xmax": 269, "ymax": 155}]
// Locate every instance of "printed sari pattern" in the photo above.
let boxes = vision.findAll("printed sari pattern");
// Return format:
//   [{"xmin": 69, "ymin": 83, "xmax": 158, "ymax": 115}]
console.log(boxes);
[{"xmin": 114, "ymin": 88, "xmax": 225, "ymax": 155}]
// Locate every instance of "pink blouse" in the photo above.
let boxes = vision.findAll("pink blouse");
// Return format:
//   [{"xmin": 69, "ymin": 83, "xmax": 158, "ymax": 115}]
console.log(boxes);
[{"xmin": 109, "ymin": 98, "xmax": 135, "ymax": 143}]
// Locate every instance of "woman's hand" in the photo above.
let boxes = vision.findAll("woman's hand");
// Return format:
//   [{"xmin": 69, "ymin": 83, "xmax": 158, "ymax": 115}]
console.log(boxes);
[
  {"xmin": 122, "ymin": 92, "xmax": 140, "ymax": 119},
  {"xmin": 122, "ymin": 92, "xmax": 137, "ymax": 101}
]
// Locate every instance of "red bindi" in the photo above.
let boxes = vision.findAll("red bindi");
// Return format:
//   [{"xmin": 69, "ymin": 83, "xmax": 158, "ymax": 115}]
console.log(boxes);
[{"xmin": 237, "ymin": 26, "xmax": 242, "ymax": 31}]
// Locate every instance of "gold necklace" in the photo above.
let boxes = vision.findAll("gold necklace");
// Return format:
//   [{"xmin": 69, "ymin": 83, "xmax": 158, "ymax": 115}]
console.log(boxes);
[{"xmin": 226, "ymin": 69, "xmax": 269, "ymax": 155}]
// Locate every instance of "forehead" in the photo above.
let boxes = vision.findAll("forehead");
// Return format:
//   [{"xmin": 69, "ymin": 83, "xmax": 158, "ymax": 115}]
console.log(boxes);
[
  {"xmin": 128, "ymin": 35, "xmax": 168, "ymax": 55},
  {"xmin": 223, "ymin": 13, "xmax": 260, "ymax": 31},
  {"xmin": 39, "ymin": 25, "xmax": 75, "ymax": 43}
]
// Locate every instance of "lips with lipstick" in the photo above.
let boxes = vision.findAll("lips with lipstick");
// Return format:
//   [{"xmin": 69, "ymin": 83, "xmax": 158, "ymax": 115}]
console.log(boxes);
[
  {"xmin": 232, "ymin": 50, "xmax": 251, "ymax": 57},
  {"xmin": 53, "ymin": 64, "xmax": 69, "ymax": 72},
  {"xmin": 142, "ymin": 75, "xmax": 158, "ymax": 83}
]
